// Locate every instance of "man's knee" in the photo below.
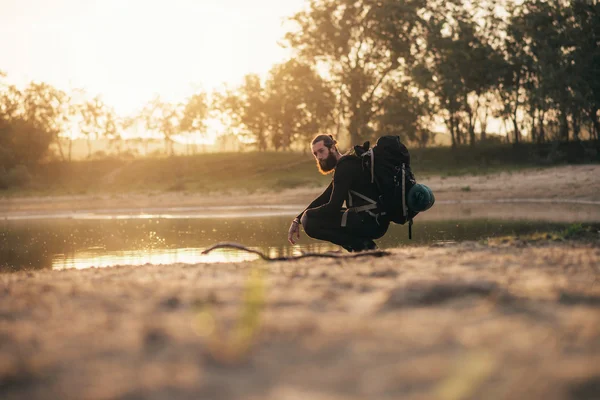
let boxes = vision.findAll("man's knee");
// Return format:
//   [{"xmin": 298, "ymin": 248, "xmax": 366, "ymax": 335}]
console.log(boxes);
[
  {"xmin": 301, "ymin": 211, "xmax": 319, "ymax": 239},
  {"xmin": 300, "ymin": 212, "xmax": 308, "ymax": 228}
]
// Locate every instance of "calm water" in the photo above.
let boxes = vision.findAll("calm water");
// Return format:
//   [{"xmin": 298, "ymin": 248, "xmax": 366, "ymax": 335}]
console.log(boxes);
[{"xmin": 1, "ymin": 207, "xmax": 598, "ymax": 272}]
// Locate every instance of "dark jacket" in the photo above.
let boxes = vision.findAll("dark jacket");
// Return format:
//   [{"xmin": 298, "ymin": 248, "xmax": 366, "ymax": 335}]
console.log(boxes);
[{"xmin": 297, "ymin": 154, "xmax": 381, "ymax": 220}]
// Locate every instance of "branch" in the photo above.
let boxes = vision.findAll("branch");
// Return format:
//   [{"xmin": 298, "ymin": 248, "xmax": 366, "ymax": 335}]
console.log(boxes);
[
  {"xmin": 202, "ymin": 242, "xmax": 390, "ymax": 261},
  {"xmin": 365, "ymin": 64, "xmax": 395, "ymax": 106}
]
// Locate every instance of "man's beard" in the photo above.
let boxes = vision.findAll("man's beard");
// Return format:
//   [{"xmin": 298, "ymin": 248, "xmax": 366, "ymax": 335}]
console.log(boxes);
[{"xmin": 317, "ymin": 151, "xmax": 338, "ymax": 175}]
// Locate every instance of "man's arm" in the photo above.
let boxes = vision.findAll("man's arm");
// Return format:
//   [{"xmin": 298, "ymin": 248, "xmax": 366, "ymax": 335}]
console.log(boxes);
[
  {"xmin": 304, "ymin": 161, "xmax": 354, "ymax": 220},
  {"xmin": 289, "ymin": 183, "xmax": 333, "ymax": 245},
  {"xmin": 295, "ymin": 181, "xmax": 333, "ymax": 221}
]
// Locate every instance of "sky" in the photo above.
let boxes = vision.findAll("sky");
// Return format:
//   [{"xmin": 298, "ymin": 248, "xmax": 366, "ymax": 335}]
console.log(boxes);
[{"xmin": 0, "ymin": 0, "xmax": 306, "ymax": 117}]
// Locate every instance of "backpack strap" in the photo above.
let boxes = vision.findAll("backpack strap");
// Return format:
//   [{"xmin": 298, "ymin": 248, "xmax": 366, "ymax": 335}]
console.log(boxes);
[
  {"xmin": 341, "ymin": 190, "xmax": 379, "ymax": 227},
  {"xmin": 401, "ymin": 163, "xmax": 415, "ymax": 240},
  {"xmin": 348, "ymin": 189, "xmax": 377, "ymax": 207},
  {"xmin": 368, "ymin": 149, "xmax": 374, "ymax": 183},
  {"xmin": 401, "ymin": 163, "xmax": 408, "ymax": 218},
  {"xmin": 358, "ymin": 148, "xmax": 376, "ymax": 183}
]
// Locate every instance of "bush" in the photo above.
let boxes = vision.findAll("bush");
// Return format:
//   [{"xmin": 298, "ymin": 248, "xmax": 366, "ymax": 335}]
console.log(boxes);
[{"xmin": 0, "ymin": 165, "xmax": 32, "ymax": 189}]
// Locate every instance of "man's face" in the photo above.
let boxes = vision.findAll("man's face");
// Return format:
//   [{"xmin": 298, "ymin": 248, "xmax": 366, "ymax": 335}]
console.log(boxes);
[{"xmin": 312, "ymin": 140, "xmax": 337, "ymax": 175}]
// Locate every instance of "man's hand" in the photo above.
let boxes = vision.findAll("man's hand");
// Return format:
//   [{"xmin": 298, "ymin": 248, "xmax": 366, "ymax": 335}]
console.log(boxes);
[{"xmin": 288, "ymin": 219, "xmax": 301, "ymax": 245}]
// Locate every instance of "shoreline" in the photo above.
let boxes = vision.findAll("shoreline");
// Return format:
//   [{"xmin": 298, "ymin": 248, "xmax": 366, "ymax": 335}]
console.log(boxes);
[{"xmin": 1, "ymin": 164, "xmax": 600, "ymax": 216}]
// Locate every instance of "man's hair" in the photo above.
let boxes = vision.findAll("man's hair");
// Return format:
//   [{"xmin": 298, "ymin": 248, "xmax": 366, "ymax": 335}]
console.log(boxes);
[{"xmin": 311, "ymin": 134, "xmax": 337, "ymax": 149}]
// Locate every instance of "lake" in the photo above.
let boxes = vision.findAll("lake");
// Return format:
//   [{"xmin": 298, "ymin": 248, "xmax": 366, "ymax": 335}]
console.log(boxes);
[{"xmin": 2, "ymin": 201, "xmax": 599, "ymax": 272}]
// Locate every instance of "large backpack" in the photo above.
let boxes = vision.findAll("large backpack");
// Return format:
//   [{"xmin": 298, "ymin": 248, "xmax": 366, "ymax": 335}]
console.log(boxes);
[{"xmin": 353, "ymin": 135, "xmax": 434, "ymax": 239}]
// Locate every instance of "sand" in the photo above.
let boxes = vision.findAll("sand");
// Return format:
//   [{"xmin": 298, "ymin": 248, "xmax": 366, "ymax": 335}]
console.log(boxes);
[
  {"xmin": 1, "ymin": 164, "xmax": 600, "ymax": 400},
  {"xmin": 1, "ymin": 239, "xmax": 599, "ymax": 400},
  {"xmin": 1, "ymin": 165, "xmax": 599, "ymax": 217}
]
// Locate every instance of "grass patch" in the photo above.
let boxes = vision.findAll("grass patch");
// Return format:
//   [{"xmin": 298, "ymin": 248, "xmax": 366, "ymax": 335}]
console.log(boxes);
[
  {"xmin": 486, "ymin": 224, "xmax": 599, "ymax": 246},
  {"xmin": 558, "ymin": 223, "xmax": 597, "ymax": 240},
  {"xmin": 192, "ymin": 266, "xmax": 266, "ymax": 365}
]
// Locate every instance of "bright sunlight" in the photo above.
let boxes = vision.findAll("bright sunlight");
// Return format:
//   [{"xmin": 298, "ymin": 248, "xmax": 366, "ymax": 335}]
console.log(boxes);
[{"xmin": 0, "ymin": 0, "xmax": 305, "ymax": 116}]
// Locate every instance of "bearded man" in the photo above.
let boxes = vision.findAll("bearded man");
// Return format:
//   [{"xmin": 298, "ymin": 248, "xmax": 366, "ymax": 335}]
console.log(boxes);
[{"xmin": 287, "ymin": 134, "xmax": 389, "ymax": 252}]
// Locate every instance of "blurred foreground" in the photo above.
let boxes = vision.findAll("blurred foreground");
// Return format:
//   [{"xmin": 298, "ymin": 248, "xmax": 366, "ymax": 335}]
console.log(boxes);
[{"xmin": 0, "ymin": 234, "xmax": 599, "ymax": 400}]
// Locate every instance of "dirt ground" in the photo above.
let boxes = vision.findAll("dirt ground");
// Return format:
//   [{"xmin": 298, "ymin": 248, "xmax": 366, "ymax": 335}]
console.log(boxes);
[
  {"xmin": 1, "ymin": 164, "xmax": 599, "ymax": 400},
  {"xmin": 1, "ymin": 239, "xmax": 599, "ymax": 400}
]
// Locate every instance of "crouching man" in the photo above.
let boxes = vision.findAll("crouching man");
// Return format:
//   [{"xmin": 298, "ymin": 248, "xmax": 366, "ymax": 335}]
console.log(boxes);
[{"xmin": 287, "ymin": 134, "xmax": 389, "ymax": 252}]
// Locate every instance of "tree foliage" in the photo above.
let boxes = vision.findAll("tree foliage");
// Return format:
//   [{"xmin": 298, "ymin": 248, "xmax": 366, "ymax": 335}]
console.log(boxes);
[
  {"xmin": 285, "ymin": 0, "xmax": 428, "ymax": 145},
  {"xmin": 1, "ymin": 0, "xmax": 599, "ymax": 171}
]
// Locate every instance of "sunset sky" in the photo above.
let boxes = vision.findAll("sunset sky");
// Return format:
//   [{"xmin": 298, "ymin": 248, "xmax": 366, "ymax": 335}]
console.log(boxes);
[{"xmin": 0, "ymin": 0, "xmax": 306, "ymax": 117}]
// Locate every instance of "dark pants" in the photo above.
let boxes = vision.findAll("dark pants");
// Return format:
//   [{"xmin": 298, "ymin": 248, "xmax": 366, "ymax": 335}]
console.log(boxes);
[{"xmin": 302, "ymin": 209, "xmax": 389, "ymax": 251}]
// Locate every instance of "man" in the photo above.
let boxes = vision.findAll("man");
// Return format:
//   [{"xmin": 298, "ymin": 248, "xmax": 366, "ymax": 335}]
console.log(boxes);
[{"xmin": 287, "ymin": 134, "xmax": 389, "ymax": 252}]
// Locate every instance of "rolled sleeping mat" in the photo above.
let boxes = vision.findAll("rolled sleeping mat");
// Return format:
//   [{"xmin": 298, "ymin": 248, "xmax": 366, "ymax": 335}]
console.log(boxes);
[{"xmin": 407, "ymin": 183, "xmax": 435, "ymax": 212}]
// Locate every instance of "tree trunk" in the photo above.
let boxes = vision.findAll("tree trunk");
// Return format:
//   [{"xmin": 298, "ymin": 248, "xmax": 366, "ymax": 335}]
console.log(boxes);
[
  {"xmin": 456, "ymin": 117, "xmax": 464, "ymax": 145},
  {"xmin": 572, "ymin": 111, "xmax": 580, "ymax": 141},
  {"xmin": 465, "ymin": 94, "xmax": 479, "ymax": 146},
  {"xmin": 590, "ymin": 107, "xmax": 600, "ymax": 141},
  {"xmin": 503, "ymin": 119, "xmax": 511, "ymax": 144},
  {"xmin": 538, "ymin": 110, "xmax": 546, "ymax": 143},
  {"xmin": 479, "ymin": 103, "xmax": 489, "ymax": 143},
  {"xmin": 448, "ymin": 114, "xmax": 457, "ymax": 148},
  {"xmin": 282, "ymin": 124, "xmax": 291, "ymax": 150},
  {"xmin": 511, "ymin": 69, "xmax": 522, "ymax": 144},
  {"xmin": 559, "ymin": 107, "xmax": 569, "ymax": 142},
  {"xmin": 512, "ymin": 118, "xmax": 520, "ymax": 145},
  {"xmin": 348, "ymin": 107, "xmax": 360, "ymax": 146},
  {"xmin": 467, "ymin": 108, "xmax": 476, "ymax": 146},
  {"xmin": 530, "ymin": 109, "xmax": 537, "ymax": 144},
  {"xmin": 55, "ymin": 135, "xmax": 66, "ymax": 162}
]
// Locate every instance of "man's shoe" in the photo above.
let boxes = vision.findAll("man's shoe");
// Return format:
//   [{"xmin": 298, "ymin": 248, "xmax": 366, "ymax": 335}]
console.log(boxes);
[
  {"xmin": 342, "ymin": 239, "xmax": 377, "ymax": 253},
  {"xmin": 341, "ymin": 244, "xmax": 356, "ymax": 252},
  {"xmin": 362, "ymin": 239, "xmax": 377, "ymax": 251}
]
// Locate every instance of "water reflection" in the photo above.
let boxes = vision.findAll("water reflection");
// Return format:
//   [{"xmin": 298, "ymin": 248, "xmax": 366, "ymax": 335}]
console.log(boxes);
[
  {"xmin": 52, "ymin": 248, "xmax": 262, "ymax": 270},
  {"xmin": 1, "ymin": 211, "xmax": 598, "ymax": 272}
]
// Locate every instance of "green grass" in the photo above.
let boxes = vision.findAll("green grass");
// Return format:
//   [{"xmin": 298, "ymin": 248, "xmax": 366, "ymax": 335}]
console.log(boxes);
[
  {"xmin": 558, "ymin": 223, "xmax": 596, "ymax": 240},
  {"xmin": 485, "ymin": 223, "xmax": 599, "ymax": 246}
]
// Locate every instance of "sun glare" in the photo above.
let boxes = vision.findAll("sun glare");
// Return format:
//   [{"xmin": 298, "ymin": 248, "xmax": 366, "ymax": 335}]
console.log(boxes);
[
  {"xmin": 52, "ymin": 247, "xmax": 260, "ymax": 270},
  {"xmin": 0, "ymin": 0, "xmax": 305, "ymax": 118}
]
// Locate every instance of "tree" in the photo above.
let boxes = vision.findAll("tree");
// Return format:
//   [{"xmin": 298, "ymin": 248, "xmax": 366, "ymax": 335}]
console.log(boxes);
[
  {"xmin": 77, "ymin": 96, "xmax": 107, "ymax": 158},
  {"xmin": 20, "ymin": 82, "xmax": 71, "ymax": 159},
  {"xmin": 179, "ymin": 91, "xmax": 209, "ymax": 152},
  {"xmin": 510, "ymin": 0, "xmax": 595, "ymax": 143},
  {"xmin": 566, "ymin": 1, "xmax": 600, "ymax": 141},
  {"xmin": 411, "ymin": 1, "xmax": 503, "ymax": 146},
  {"xmin": 374, "ymin": 83, "xmax": 431, "ymax": 147},
  {"xmin": 1, "ymin": 79, "xmax": 69, "ymax": 166},
  {"xmin": 102, "ymin": 107, "xmax": 120, "ymax": 156},
  {"xmin": 214, "ymin": 75, "xmax": 269, "ymax": 151},
  {"xmin": 285, "ymin": 0, "xmax": 427, "ymax": 145},
  {"xmin": 140, "ymin": 96, "xmax": 182, "ymax": 155},
  {"xmin": 264, "ymin": 59, "xmax": 335, "ymax": 150}
]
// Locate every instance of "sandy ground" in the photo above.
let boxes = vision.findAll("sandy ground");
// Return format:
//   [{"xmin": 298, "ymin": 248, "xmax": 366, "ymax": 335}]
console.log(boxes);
[
  {"xmin": 1, "ymin": 165, "xmax": 600, "ymax": 400},
  {"xmin": 1, "ymin": 239, "xmax": 599, "ymax": 400},
  {"xmin": 1, "ymin": 165, "xmax": 599, "ymax": 217}
]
